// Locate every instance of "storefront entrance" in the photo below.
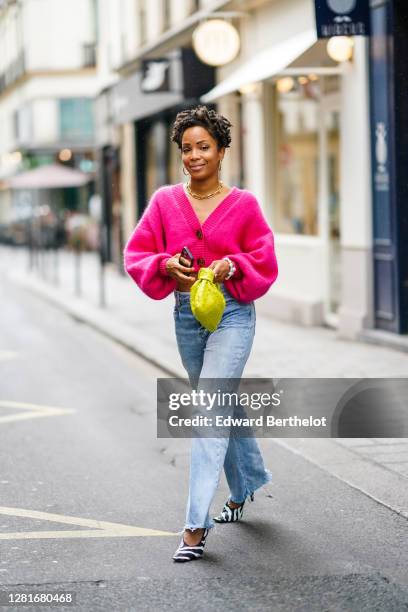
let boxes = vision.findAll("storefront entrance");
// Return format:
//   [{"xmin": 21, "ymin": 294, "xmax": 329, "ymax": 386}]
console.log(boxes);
[{"xmin": 272, "ymin": 73, "xmax": 341, "ymax": 326}]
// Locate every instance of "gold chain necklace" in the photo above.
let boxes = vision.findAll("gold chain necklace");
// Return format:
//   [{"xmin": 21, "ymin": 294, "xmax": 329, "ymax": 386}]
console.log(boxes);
[{"xmin": 186, "ymin": 181, "xmax": 223, "ymax": 200}]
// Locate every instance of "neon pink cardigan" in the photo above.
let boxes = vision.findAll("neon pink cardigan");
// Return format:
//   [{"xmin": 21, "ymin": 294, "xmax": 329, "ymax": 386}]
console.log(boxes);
[{"xmin": 123, "ymin": 183, "xmax": 278, "ymax": 303}]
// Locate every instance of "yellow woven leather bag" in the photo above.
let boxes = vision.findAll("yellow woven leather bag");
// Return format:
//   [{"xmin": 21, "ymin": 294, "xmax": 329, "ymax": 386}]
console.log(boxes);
[{"xmin": 190, "ymin": 268, "xmax": 226, "ymax": 332}]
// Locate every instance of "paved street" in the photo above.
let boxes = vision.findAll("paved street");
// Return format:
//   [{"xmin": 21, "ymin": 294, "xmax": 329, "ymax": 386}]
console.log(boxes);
[
  {"xmin": 4, "ymin": 246, "xmax": 408, "ymax": 488},
  {"xmin": 1, "ymin": 268, "xmax": 408, "ymax": 610}
]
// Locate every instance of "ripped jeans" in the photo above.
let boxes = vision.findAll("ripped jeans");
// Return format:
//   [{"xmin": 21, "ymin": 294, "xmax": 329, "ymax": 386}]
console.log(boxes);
[{"xmin": 173, "ymin": 285, "xmax": 272, "ymax": 531}]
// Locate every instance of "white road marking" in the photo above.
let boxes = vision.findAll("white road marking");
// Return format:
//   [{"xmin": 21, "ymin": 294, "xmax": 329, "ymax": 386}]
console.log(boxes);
[
  {"xmin": 0, "ymin": 351, "xmax": 18, "ymax": 362},
  {"xmin": 0, "ymin": 506, "xmax": 177, "ymax": 540},
  {"xmin": 0, "ymin": 401, "xmax": 75, "ymax": 424}
]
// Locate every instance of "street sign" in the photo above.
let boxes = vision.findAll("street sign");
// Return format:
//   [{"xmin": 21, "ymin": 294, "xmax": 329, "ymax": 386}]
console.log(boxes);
[{"xmin": 314, "ymin": 0, "xmax": 371, "ymax": 37}]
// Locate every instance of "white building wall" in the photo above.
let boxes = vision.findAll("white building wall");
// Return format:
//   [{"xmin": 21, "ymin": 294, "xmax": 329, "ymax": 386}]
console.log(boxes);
[
  {"xmin": 0, "ymin": 0, "xmax": 115, "ymax": 180},
  {"xmin": 103, "ymin": 0, "xmax": 122, "ymax": 70},
  {"xmin": 337, "ymin": 38, "xmax": 373, "ymax": 337},
  {"xmin": 145, "ymin": 0, "xmax": 164, "ymax": 42},
  {"xmin": 96, "ymin": 0, "xmax": 120, "ymax": 86},
  {"xmin": 120, "ymin": 0, "xmax": 139, "ymax": 60},
  {"xmin": 170, "ymin": 0, "xmax": 191, "ymax": 26},
  {"xmin": 24, "ymin": 0, "xmax": 95, "ymax": 71},
  {"xmin": 0, "ymin": 87, "xmax": 25, "ymax": 175},
  {"xmin": 31, "ymin": 99, "xmax": 59, "ymax": 144},
  {"xmin": 0, "ymin": 3, "xmax": 22, "ymax": 72}
]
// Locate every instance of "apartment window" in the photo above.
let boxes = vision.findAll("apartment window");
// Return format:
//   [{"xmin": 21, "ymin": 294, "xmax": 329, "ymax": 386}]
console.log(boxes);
[
  {"xmin": 13, "ymin": 109, "xmax": 19, "ymax": 141},
  {"xmin": 59, "ymin": 98, "xmax": 94, "ymax": 141},
  {"xmin": 274, "ymin": 79, "xmax": 320, "ymax": 235},
  {"xmin": 190, "ymin": 0, "xmax": 200, "ymax": 13},
  {"xmin": 83, "ymin": 43, "xmax": 97, "ymax": 67}
]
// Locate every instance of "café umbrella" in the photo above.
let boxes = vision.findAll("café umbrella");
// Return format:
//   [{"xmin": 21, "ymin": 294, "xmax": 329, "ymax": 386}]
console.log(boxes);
[
  {"xmin": 7, "ymin": 163, "xmax": 94, "ymax": 297},
  {"xmin": 7, "ymin": 163, "xmax": 91, "ymax": 189}
]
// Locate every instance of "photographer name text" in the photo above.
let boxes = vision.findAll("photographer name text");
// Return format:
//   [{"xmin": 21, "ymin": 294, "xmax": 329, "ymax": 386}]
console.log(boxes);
[{"xmin": 167, "ymin": 415, "xmax": 327, "ymax": 428}]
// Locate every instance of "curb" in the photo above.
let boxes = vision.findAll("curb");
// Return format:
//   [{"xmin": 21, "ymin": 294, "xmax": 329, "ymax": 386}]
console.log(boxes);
[
  {"xmin": 274, "ymin": 438, "xmax": 408, "ymax": 521},
  {"xmin": 9, "ymin": 268, "xmax": 408, "ymax": 524}
]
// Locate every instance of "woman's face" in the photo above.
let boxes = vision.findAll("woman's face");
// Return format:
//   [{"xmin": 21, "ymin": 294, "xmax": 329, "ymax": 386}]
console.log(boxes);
[{"xmin": 181, "ymin": 126, "xmax": 224, "ymax": 181}]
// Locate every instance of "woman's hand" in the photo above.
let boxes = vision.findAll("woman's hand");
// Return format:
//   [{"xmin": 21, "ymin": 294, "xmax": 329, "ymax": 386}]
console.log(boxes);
[
  {"xmin": 209, "ymin": 259, "xmax": 230, "ymax": 283},
  {"xmin": 165, "ymin": 254, "xmax": 196, "ymax": 284}
]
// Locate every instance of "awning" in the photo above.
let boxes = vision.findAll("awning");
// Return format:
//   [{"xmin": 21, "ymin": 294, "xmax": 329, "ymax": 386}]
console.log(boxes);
[
  {"xmin": 7, "ymin": 164, "xmax": 92, "ymax": 190},
  {"xmin": 201, "ymin": 29, "xmax": 317, "ymax": 103}
]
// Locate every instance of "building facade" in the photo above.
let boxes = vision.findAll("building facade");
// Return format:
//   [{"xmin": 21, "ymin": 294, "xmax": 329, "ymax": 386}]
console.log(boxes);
[
  {"xmin": 2, "ymin": 0, "xmax": 405, "ymax": 339},
  {"xmin": 0, "ymin": 0, "xmax": 113, "ymax": 228},
  {"xmin": 98, "ymin": 0, "xmax": 377, "ymax": 339},
  {"xmin": 201, "ymin": 0, "xmax": 373, "ymax": 339}
]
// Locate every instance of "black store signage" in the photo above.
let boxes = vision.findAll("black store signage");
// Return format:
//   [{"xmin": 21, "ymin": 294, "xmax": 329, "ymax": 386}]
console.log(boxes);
[
  {"xmin": 369, "ymin": 0, "xmax": 408, "ymax": 334},
  {"xmin": 141, "ymin": 59, "xmax": 171, "ymax": 93},
  {"xmin": 314, "ymin": 0, "xmax": 371, "ymax": 37}
]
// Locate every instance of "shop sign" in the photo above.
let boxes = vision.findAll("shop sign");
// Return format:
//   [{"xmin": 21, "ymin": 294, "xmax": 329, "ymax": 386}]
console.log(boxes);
[
  {"xmin": 141, "ymin": 59, "xmax": 170, "ymax": 93},
  {"xmin": 314, "ymin": 0, "xmax": 371, "ymax": 37},
  {"xmin": 109, "ymin": 48, "xmax": 214, "ymax": 125}
]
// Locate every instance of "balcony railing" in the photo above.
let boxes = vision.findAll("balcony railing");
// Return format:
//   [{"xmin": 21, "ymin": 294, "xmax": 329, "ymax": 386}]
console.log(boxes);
[{"xmin": 0, "ymin": 51, "xmax": 25, "ymax": 95}]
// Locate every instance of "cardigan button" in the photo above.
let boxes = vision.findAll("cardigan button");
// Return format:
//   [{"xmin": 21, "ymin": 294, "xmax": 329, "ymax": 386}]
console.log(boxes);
[
  {"xmin": 196, "ymin": 229, "xmax": 203, "ymax": 240},
  {"xmin": 197, "ymin": 257, "xmax": 205, "ymax": 266}
]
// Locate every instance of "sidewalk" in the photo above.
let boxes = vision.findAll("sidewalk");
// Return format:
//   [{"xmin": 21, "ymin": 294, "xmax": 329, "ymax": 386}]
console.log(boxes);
[{"xmin": 2, "ymin": 246, "xmax": 408, "ymax": 519}]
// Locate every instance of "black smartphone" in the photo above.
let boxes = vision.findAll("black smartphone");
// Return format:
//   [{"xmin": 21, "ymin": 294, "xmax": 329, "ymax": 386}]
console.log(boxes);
[{"xmin": 179, "ymin": 246, "xmax": 194, "ymax": 268}]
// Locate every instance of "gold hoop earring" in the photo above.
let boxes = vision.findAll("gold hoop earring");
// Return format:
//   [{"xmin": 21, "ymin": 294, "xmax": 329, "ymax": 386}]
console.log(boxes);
[
  {"xmin": 218, "ymin": 161, "xmax": 222, "ymax": 176},
  {"xmin": 182, "ymin": 166, "xmax": 189, "ymax": 176}
]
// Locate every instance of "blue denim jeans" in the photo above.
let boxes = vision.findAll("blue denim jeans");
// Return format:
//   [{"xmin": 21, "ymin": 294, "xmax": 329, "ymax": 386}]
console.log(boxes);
[{"xmin": 173, "ymin": 284, "xmax": 272, "ymax": 531}]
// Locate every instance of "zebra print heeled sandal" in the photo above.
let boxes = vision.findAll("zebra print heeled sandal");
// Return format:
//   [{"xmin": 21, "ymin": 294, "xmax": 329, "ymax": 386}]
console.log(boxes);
[
  {"xmin": 172, "ymin": 528, "xmax": 209, "ymax": 562},
  {"xmin": 213, "ymin": 493, "xmax": 254, "ymax": 523}
]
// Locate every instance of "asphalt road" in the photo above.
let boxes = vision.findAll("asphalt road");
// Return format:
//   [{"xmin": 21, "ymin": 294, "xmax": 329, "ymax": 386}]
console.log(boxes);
[{"xmin": 0, "ymin": 276, "xmax": 407, "ymax": 612}]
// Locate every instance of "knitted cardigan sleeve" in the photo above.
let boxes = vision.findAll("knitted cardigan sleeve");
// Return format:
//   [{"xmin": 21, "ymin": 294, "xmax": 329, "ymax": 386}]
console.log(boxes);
[
  {"xmin": 123, "ymin": 190, "xmax": 176, "ymax": 299},
  {"xmin": 224, "ymin": 194, "xmax": 278, "ymax": 303}
]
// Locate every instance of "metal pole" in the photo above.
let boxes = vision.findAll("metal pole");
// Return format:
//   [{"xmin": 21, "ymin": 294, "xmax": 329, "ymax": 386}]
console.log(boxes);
[
  {"xmin": 99, "ymin": 256, "xmax": 106, "ymax": 308},
  {"xmin": 99, "ymin": 224, "xmax": 107, "ymax": 308},
  {"xmin": 53, "ymin": 247, "xmax": 59, "ymax": 285},
  {"xmin": 74, "ymin": 249, "xmax": 81, "ymax": 297}
]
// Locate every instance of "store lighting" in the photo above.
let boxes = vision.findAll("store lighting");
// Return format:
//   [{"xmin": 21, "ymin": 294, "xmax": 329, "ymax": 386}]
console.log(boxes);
[
  {"xmin": 192, "ymin": 20, "xmax": 240, "ymax": 67},
  {"xmin": 59, "ymin": 148, "xmax": 72, "ymax": 162},
  {"xmin": 10, "ymin": 151, "xmax": 22, "ymax": 163},
  {"xmin": 326, "ymin": 36, "xmax": 354, "ymax": 63},
  {"xmin": 239, "ymin": 82, "xmax": 261, "ymax": 96},
  {"xmin": 276, "ymin": 77, "xmax": 295, "ymax": 93}
]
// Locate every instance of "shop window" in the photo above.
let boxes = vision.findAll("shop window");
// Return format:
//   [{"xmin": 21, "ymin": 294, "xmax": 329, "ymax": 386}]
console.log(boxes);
[
  {"xmin": 274, "ymin": 79, "xmax": 320, "ymax": 235},
  {"xmin": 59, "ymin": 98, "xmax": 94, "ymax": 141}
]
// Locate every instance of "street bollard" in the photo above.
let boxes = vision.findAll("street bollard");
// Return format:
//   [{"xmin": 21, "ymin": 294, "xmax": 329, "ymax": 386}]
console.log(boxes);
[
  {"xmin": 74, "ymin": 249, "xmax": 81, "ymax": 297},
  {"xmin": 99, "ymin": 257, "xmax": 106, "ymax": 308}
]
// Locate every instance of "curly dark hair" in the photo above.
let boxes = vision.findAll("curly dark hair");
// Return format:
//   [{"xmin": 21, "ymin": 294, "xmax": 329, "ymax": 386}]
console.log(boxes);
[{"xmin": 171, "ymin": 105, "xmax": 232, "ymax": 150}]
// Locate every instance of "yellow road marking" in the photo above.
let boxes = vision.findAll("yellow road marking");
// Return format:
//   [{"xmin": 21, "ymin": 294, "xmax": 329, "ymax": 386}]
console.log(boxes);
[
  {"xmin": 0, "ymin": 401, "xmax": 75, "ymax": 424},
  {"xmin": 0, "ymin": 506, "xmax": 177, "ymax": 540}
]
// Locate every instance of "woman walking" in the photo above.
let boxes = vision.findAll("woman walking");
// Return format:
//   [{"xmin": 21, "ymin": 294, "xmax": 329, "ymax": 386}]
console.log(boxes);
[{"xmin": 124, "ymin": 105, "xmax": 278, "ymax": 562}]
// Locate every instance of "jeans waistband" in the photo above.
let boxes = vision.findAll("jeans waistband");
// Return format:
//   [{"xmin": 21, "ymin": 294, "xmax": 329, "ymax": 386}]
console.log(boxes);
[
  {"xmin": 174, "ymin": 283, "xmax": 235, "ymax": 307},
  {"xmin": 174, "ymin": 290, "xmax": 191, "ymax": 307}
]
